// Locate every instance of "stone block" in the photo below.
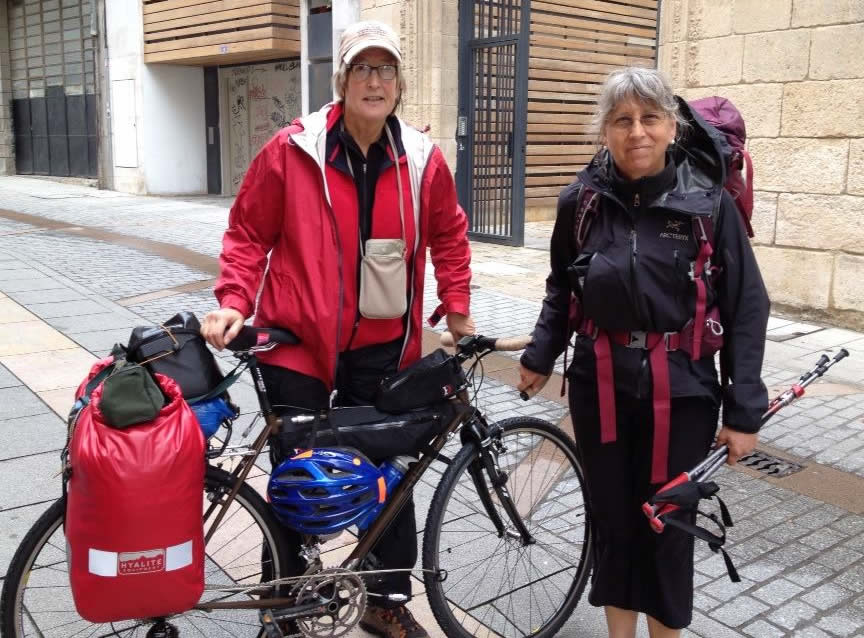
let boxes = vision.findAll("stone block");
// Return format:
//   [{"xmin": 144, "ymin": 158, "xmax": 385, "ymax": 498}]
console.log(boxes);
[
  {"xmin": 810, "ymin": 24, "xmax": 864, "ymax": 80},
  {"xmin": 753, "ymin": 246, "xmax": 832, "ymax": 308},
  {"xmin": 659, "ymin": 0, "xmax": 689, "ymax": 44},
  {"xmin": 658, "ymin": 42, "xmax": 687, "ymax": 89},
  {"xmin": 751, "ymin": 191, "xmax": 777, "ymax": 244},
  {"xmin": 782, "ymin": 80, "xmax": 864, "ymax": 137},
  {"xmin": 748, "ymin": 138, "xmax": 848, "ymax": 194},
  {"xmin": 792, "ymin": 0, "xmax": 864, "ymax": 27},
  {"xmin": 743, "ymin": 30, "xmax": 810, "ymax": 82},
  {"xmin": 688, "ymin": 0, "xmax": 732, "ymax": 39},
  {"xmin": 683, "ymin": 83, "xmax": 782, "ymax": 137},
  {"xmin": 849, "ymin": 139, "xmax": 864, "ymax": 196},
  {"xmin": 733, "ymin": 0, "xmax": 792, "ymax": 33},
  {"xmin": 776, "ymin": 194, "xmax": 864, "ymax": 253},
  {"xmin": 833, "ymin": 254, "xmax": 864, "ymax": 312},
  {"xmin": 686, "ymin": 36, "xmax": 743, "ymax": 86}
]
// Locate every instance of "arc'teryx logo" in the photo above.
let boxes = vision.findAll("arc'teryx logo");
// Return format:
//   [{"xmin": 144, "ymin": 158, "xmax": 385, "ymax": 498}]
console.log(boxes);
[
  {"xmin": 118, "ymin": 549, "xmax": 165, "ymax": 575},
  {"xmin": 659, "ymin": 219, "xmax": 689, "ymax": 241}
]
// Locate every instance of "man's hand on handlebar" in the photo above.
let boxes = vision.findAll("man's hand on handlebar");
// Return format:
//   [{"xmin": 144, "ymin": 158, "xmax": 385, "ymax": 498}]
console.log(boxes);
[
  {"xmin": 446, "ymin": 312, "xmax": 476, "ymax": 342},
  {"xmin": 202, "ymin": 308, "xmax": 245, "ymax": 350}
]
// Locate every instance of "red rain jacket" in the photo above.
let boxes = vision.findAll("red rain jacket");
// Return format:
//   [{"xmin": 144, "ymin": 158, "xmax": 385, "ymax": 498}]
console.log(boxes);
[{"xmin": 215, "ymin": 103, "xmax": 471, "ymax": 388}]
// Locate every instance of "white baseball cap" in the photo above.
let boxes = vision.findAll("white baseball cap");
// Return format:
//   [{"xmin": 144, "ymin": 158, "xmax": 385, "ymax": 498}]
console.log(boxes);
[{"xmin": 338, "ymin": 20, "xmax": 402, "ymax": 65}]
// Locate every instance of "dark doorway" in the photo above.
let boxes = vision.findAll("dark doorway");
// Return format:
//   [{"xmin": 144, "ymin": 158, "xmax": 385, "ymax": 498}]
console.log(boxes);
[{"xmin": 204, "ymin": 67, "xmax": 222, "ymax": 194}]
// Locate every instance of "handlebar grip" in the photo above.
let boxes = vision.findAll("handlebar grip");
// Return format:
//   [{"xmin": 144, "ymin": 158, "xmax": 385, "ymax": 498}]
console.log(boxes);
[
  {"xmin": 835, "ymin": 348, "xmax": 850, "ymax": 361},
  {"xmin": 519, "ymin": 391, "xmax": 530, "ymax": 401},
  {"xmin": 226, "ymin": 326, "xmax": 300, "ymax": 351},
  {"xmin": 225, "ymin": 326, "xmax": 261, "ymax": 351}
]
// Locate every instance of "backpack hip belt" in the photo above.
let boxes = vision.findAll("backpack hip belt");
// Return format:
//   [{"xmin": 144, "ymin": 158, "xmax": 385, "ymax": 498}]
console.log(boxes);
[{"xmin": 576, "ymin": 316, "xmax": 722, "ymax": 484}]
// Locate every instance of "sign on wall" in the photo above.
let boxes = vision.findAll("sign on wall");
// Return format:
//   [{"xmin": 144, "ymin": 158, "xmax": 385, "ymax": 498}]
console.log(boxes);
[{"xmin": 223, "ymin": 60, "xmax": 301, "ymax": 194}]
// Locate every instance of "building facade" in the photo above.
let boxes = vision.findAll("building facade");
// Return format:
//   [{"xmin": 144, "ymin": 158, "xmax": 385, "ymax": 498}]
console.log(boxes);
[{"xmin": 659, "ymin": 0, "xmax": 864, "ymax": 327}]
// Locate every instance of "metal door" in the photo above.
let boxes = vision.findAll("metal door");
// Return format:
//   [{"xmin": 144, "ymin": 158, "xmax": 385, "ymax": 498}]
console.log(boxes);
[
  {"xmin": 8, "ymin": 0, "xmax": 98, "ymax": 178},
  {"xmin": 457, "ymin": 0, "xmax": 529, "ymax": 246}
]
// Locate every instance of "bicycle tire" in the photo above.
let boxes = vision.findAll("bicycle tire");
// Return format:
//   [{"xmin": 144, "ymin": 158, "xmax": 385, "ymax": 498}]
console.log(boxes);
[
  {"xmin": 1, "ymin": 466, "xmax": 292, "ymax": 638},
  {"xmin": 422, "ymin": 417, "xmax": 593, "ymax": 638}
]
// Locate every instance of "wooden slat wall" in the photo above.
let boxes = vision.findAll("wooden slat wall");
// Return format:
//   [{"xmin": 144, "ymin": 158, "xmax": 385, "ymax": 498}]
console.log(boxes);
[
  {"xmin": 526, "ymin": 0, "xmax": 658, "ymax": 209},
  {"xmin": 143, "ymin": 0, "xmax": 300, "ymax": 65}
]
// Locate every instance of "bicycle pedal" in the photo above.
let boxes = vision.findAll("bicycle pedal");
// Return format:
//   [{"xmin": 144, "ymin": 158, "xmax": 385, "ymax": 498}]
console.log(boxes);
[{"xmin": 259, "ymin": 609, "xmax": 285, "ymax": 638}]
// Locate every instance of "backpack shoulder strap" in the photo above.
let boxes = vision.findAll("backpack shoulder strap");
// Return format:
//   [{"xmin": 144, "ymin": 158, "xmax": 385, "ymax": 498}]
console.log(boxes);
[{"xmin": 572, "ymin": 184, "xmax": 600, "ymax": 255}]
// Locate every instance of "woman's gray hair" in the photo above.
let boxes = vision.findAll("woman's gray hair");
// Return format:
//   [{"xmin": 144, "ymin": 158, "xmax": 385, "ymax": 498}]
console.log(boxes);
[
  {"xmin": 332, "ymin": 59, "xmax": 406, "ymax": 113},
  {"xmin": 592, "ymin": 67, "xmax": 689, "ymax": 142}
]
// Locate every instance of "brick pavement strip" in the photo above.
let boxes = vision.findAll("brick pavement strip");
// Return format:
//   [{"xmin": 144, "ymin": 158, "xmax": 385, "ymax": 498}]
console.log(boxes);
[{"xmin": 4, "ymin": 179, "xmax": 864, "ymax": 636}]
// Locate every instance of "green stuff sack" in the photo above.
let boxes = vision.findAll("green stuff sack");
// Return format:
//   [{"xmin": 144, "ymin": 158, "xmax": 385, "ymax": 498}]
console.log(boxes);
[{"xmin": 98, "ymin": 361, "xmax": 165, "ymax": 429}]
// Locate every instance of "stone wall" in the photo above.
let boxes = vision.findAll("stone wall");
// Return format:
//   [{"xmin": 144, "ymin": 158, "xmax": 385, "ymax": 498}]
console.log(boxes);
[
  {"xmin": 660, "ymin": 0, "xmax": 864, "ymax": 329},
  {"xmin": 360, "ymin": 0, "xmax": 459, "ymax": 170},
  {"xmin": 0, "ymin": 1, "xmax": 14, "ymax": 175}
]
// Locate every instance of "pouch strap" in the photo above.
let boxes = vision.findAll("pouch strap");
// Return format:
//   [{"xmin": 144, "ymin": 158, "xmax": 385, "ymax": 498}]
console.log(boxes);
[
  {"xmin": 345, "ymin": 123, "xmax": 406, "ymax": 258},
  {"xmin": 187, "ymin": 361, "xmax": 248, "ymax": 405}
]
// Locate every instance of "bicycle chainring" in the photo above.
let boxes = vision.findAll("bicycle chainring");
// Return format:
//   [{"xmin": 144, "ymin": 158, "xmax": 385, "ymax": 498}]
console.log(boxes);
[{"xmin": 290, "ymin": 567, "xmax": 367, "ymax": 638}]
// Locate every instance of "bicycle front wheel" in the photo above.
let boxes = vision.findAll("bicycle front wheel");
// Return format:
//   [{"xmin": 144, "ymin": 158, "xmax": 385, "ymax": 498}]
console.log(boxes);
[
  {"xmin": 422, "ymin": 417, "xmax": 592, "ymax": 638},
  {"xmin": 0, "ymin": 466, "xmax": 291, "ymax": 637}
]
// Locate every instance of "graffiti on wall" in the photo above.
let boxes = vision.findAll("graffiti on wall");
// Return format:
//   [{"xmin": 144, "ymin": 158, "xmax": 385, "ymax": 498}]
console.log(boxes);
[{"xmin": 225, "ymin": 60, "xmax": 301, "ymax": 194}]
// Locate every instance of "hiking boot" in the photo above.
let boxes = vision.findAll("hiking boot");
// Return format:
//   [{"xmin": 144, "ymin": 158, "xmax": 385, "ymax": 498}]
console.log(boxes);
[{"xmin": 359, "ymin": 605, "xmax": 429, "ymax": 638}]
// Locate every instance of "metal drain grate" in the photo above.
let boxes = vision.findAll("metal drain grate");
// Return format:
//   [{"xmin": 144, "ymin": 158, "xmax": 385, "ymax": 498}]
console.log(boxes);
[{"xmin": 738, "ymin": 451, "xmax": 805, "ymax": 477}]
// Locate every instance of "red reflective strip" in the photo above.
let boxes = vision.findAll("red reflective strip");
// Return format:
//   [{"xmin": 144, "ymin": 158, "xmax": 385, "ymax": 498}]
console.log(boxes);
[
  {"xmin": 377, "ymin": 477, "xmax": 387, "ymax": 503},
  {"xmin": 650, "ymin": 340, "xmax": 671, "ymax": 484},
  {"xmin": 594, "ymin": 331, "xmax": 616, "ymax": 444}
]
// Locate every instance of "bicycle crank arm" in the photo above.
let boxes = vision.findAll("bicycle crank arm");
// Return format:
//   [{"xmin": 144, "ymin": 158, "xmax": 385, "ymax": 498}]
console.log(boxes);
[{"xmin": 196, "ymin": 597, "xmax": 324, "ymax": 613}]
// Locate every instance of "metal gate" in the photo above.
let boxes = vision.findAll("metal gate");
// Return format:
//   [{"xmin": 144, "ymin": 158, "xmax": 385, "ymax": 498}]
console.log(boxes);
[
  {"xmin": 456, "ymin": 0, "xmax": 529, "ymax": 246},
  {"xmin": 8, "ymin": 0, "xmax": 98, "ymax": 178}
]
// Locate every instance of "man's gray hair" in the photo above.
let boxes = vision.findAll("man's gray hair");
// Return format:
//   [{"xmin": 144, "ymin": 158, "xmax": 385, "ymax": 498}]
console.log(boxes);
[{"xmin": 592, "ymin": 67, "xmax": 688, "ymax": 141}]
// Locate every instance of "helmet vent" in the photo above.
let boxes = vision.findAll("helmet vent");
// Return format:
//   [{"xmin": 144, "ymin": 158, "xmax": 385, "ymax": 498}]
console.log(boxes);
[{"xmin": 279, "ymin": 468, "xmax": 314, "ymax": 481}]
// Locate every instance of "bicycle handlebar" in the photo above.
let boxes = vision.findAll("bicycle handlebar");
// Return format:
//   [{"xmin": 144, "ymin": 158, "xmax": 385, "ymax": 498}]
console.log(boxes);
[
  {"xmin": 226, "ymin": 326, "xmax": 301, "ymax": 351},
  {"xmin": 440, "ymin": 332, "xmax": 532, "ymax": 352}
]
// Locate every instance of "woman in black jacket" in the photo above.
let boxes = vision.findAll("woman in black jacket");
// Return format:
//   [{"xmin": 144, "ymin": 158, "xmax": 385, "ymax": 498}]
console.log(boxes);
[{"xmin": 518, "ymin": 67, "xmax": 770, "ymax": 637}]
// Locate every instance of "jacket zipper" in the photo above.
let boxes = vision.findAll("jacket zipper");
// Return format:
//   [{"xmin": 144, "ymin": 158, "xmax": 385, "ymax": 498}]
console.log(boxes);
[
  {"xmin": 629, "ymin": 227, "xmax": 644, "ymax": 325},
  {"xmin": 346, "ymin": 160, "xmax": 369, "ymax": 351}
]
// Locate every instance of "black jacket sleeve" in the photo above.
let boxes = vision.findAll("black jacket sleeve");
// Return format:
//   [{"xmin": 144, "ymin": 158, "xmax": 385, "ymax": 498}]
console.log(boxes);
[
  {"xmin": 520, "ymin": 182, "xmax": 581, "ymax": 375},
  {"xmin": 714, "ymin": 191, "xmax": 770, "ymax": 432}
]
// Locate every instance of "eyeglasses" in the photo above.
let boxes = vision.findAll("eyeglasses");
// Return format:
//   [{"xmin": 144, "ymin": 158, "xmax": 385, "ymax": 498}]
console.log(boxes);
[
  {"xmin": 348, "ymin": 63, "xmax": 398, "ymax": 82},
  {"xmin": 608, "ymin": 113, "xmax": 667, "ymax": 131}
]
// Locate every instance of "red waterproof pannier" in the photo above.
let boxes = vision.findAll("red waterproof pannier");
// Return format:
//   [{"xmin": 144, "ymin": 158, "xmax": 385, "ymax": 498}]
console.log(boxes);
[{"xmin": 66, "ymin": 359, "xmax": 206, "ymax": 623}]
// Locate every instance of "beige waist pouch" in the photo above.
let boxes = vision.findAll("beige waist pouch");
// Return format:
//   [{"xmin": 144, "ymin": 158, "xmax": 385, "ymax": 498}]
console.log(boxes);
[{"xmin": 359, "ymin": 238, "xmax": 407, "ymax": 319}]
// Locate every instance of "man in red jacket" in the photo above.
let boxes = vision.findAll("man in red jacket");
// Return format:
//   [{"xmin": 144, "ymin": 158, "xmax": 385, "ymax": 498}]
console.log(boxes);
[{"xmin": 202, "ymin": 20, "xmax": 472, "ymax": 638}]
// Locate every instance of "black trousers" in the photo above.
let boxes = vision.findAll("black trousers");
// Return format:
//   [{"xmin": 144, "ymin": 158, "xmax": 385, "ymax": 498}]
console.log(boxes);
[
  {"xmin": 568, "ymin": 385, "xmax": 717, "ymax": 629},
  {"xmin": 260, "ymin": 339, "xmax": 417, "ymax": 607}
]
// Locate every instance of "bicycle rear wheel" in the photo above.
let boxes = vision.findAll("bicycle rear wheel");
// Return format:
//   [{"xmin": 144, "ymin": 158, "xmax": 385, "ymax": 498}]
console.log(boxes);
[
  {"xmin": 0, "ymin": 466, "xmax": 291, "ymax": 637},
  {"xmin": 422, "ymin": 417, "xmax": 592, "ymax": 638}
]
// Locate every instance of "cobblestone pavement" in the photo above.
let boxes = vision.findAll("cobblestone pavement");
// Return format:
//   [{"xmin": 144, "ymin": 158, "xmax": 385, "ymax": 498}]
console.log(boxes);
[{"xmin": 2, "ymin": 176, "xmax": 864, "ymax": 637}]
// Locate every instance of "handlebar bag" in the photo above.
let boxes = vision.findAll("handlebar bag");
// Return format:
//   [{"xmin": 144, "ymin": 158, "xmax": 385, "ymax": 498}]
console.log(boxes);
[
  {"xmin": 127, "ymin": 312, "xmax": 224, "ymax": 400},
  {"xmin": 375, "ymin": 348, "xmax": 466, "ymax": 413},
  {"xmin": 66, "ymin": 359, "xmax": 205, "ymax": 623}
]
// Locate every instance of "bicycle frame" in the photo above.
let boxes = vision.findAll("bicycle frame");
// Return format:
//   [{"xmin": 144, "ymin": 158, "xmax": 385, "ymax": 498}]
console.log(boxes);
[{"xmin": 198, "ymin": 346, "xmax": 535, "ymax": 612}]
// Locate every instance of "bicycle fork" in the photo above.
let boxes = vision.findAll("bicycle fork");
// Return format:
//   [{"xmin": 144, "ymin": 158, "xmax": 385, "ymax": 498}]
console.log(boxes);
[{"xmin": 464, "ymin": 418, "xmax": 535, "ymax": 546}]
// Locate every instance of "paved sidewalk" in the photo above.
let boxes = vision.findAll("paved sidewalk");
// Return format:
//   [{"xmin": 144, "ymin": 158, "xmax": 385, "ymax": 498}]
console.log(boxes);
[{"xmin": 2, "ymin": 175, "xmax": 864, "ymax": 637}]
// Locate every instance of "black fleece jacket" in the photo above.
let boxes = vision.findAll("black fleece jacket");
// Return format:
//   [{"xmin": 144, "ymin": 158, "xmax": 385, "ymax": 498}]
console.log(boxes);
[{"xmin": 521, "ymin": 147, "xmax": 770, "ymax": 433}]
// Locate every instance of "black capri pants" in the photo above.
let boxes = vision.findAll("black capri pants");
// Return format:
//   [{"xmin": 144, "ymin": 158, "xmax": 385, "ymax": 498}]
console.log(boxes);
[{"xmin": 568, "ymin": 385, "xmax": 718, "ymax": 629}]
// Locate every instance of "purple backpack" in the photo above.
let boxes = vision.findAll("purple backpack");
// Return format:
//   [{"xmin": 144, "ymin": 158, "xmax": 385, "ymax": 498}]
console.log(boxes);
[{"xmin": 688, "ymin": 96, "xmax": 754, "ymax": 237}]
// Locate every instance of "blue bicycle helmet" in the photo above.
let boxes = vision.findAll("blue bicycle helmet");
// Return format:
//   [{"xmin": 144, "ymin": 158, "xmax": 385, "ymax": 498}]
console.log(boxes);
[{"xmin": 267, "ymin": 448, "xmax": 384, "ymax": 535}]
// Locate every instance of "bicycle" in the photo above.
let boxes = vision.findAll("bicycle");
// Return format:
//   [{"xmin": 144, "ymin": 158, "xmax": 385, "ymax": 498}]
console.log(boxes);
[{"xmin": 0, "ymin": 328, "xmax": 593, "ymax": 638}]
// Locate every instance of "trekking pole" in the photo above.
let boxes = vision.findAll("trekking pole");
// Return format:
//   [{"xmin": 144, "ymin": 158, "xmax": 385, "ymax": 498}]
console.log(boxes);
[{"xmin": 643, "ymin": 348, "xmax": 850, "ymax": 532}]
